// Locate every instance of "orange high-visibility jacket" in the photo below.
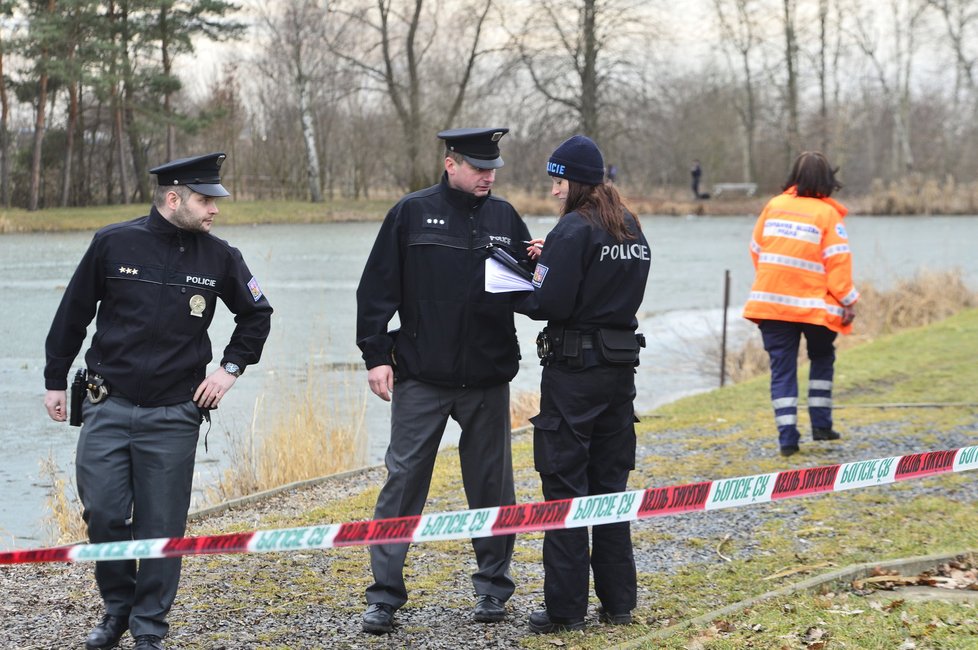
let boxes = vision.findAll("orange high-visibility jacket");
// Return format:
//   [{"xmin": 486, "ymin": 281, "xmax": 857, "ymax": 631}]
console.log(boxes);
[{"xmin": 742, "ymin": 189, "xmax": 859, "ymax": 334}]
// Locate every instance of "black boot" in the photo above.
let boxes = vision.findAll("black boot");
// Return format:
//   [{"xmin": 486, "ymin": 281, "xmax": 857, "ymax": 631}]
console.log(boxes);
[
  {"xmin": 528, "ymin": 609, "xmax": 585, "ymax": 634},
  {"xmin": 812, "ymin": 427, "xmax": 841, "ymax": 441}
]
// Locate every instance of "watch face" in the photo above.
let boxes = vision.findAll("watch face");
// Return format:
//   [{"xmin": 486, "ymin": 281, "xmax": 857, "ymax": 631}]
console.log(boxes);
[{"xmin": 224, "ymin": 363, "xmax": 240, "ymax": 376}]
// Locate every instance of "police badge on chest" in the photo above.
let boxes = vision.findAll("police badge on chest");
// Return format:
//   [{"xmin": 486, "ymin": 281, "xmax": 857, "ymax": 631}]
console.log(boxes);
[{"xmin": 189, "ymin": 294, "xmax": 206, "ymax": 317}]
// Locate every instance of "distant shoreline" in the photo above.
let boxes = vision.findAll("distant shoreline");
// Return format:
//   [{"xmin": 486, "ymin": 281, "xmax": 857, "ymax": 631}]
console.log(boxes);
[{"xmin": 3, "ymin": 194, "xmax": 974, "ymax": 235}]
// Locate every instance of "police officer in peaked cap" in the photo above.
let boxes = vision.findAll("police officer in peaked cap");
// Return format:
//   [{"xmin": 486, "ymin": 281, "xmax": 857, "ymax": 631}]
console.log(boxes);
[
  {"xmin": 355, "ymin": 127, "xmax": 531, "ymax": 633},
  {"xmin": 43, "ymin": 152, "xmax": 272, "ymax": 650}
]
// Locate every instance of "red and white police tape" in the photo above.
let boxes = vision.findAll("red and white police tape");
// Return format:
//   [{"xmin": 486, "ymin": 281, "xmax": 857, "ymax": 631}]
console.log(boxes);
[{"xmin": 2, "ymin": 445, "xmax": 975, "ymax": 566}]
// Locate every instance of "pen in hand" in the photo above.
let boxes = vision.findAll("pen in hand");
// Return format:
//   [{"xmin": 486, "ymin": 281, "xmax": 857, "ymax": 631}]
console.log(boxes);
[{"xmin": 522, "ymin": 240, "xmax": 543, "ymax": 249}]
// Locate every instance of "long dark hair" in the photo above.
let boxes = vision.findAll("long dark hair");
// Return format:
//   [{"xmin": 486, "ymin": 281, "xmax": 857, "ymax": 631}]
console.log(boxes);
[
  {"xmin": 562, "ymin": 180, "xmax": 640, "ymax": 242},
  {"xmin": 782, "ymin": 151, "xmax": 842, "ymax": 198}
]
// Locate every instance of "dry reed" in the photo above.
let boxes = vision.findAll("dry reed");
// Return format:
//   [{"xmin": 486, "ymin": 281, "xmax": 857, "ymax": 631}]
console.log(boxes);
[
  {"xmin": 720, "ymin": 269, "xmax": 977, "ymax": 383},
  {"xmin": 40, "ymin": 455, "xmax": 87, "ymax": 545},
  {"xmin": 868, "ymin": 175, "xmax": 978, "ymax": 215},
  {"xmin": 204, "ymin": 364, "xmax": 368, "ymax": 504},
  {"xmin": 510, "ymin": 390, "xmax": 540, "ymax": 430}
]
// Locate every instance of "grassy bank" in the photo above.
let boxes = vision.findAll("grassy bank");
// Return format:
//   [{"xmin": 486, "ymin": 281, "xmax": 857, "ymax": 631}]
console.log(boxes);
[
  {"xmin": 0, "ymin": 198, "xmax": 394, "ymax": 233},
  {"xmin": 6, "ymin": 181, "xmax": 977, "ymax": 235},
  {"xmin": 180, "ymin": 308, "xmax": 978, "ymax": 649}
]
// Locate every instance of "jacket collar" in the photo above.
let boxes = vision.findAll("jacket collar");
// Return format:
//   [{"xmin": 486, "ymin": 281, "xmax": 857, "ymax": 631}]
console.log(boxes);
[
  {"xmin": 441, "ymin": 172, "xmax": 489, "ymax": 212},
  {"xmin": 148, "ymin": 204, "xmax": 203, "ymax": 237},
  {"xmin": 784, "ymin": 186, "xmax": 848, "ymax": 218}
]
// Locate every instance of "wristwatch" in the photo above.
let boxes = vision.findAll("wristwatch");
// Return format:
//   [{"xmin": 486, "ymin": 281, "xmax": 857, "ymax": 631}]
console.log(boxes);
[{"xmin": 223, "ymin": 362, "xmax": 243, "ymax": 377}]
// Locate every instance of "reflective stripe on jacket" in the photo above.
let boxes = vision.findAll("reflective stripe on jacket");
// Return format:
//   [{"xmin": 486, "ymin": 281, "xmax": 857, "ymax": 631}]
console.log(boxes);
[{"xmin": 742, "ymin": 189, "xmax": 859, "ymax": 334}]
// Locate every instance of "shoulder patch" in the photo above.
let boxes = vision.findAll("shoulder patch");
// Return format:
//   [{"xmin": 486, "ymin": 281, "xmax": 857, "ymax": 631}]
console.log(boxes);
[
  {"xmin": 532, "ymin": 263, "xmax": 548, "ymax": 288},
  {"xmin": 835, "ymin": 224, "xmax": 848, "ymax": 239},
  {"xmin": 247, "ymin": 277, "xmax": 263, "ymax": 302}
]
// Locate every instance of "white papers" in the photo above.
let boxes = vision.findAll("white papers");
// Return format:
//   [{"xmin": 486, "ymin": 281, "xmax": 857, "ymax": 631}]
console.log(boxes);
[{"xmin": 485, "ymin": 257, "xmax": 534, "ymax": 293}]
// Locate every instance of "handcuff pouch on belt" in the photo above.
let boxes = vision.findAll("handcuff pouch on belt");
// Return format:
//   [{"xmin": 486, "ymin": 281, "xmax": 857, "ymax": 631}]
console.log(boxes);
[
  {"xmin": 536, "ymin": 327, "xmax": 645, "ymax": 368},
  {"xmin": 537, "ymin": 327, "xmax": 581, "ymax": 367},
  {"xmin": 69, "ymin": 368, "xmax": 110, "ymax": 427}
]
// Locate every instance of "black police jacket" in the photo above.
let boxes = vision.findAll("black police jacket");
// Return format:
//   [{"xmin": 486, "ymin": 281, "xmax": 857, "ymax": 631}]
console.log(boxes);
[
  {"xmin": 44, "ymin": 207, "xmax": 273, "ymax": 406},
  {"xmin": 516, "ymin": 209, "xmax": 651, "ymax": 330},
  {"xmin": 356, "ymin": 174, "xmax": 531, "ymax": 388}
]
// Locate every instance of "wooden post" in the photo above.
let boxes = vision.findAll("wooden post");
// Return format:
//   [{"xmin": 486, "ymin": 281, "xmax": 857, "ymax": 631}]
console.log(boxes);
[{"xmin": 720, "ymin": 269, "xmax": 730, "ymax": 387}]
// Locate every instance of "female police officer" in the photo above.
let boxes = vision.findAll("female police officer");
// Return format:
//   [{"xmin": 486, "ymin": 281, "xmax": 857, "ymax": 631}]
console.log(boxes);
[{"xmin": 515, "ymin": 135, "xmax": 651, "ymax": 633}]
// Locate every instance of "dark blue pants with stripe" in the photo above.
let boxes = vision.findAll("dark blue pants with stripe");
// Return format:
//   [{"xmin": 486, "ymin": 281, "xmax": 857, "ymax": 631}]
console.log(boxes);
[{"xmin": 759, "ymin": 320, "xmax": 837, "ymax": 449}]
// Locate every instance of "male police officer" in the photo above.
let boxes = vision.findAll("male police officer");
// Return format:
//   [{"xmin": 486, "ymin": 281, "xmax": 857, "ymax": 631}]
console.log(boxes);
[
  {"xmin": 43, "ymin": 153, "xmax": 272, "ymax": 650},
  {"xmin": 355, "ymin": 128, "xmax": 531, "ymax": 633}
]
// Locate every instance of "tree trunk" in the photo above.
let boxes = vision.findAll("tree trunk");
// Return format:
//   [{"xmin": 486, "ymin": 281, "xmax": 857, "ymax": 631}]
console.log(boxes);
[
  {"xmin": 112, "ymin": 86, "xmax": 130, "ymax": 204},
  {"xmin": 29, "ymin": 73, "xmax": 50, "ymax": 211},
  {"xmin": 298, "ymin": 77, "xmax": 323, "ymax": 202},
  {"xmin": 580, "ymin": 0, "xmax": 599, "ymax": 140},
  {"xmin": 61, "ymin": 81, "xmax": 80, "ymax": 207},
  {"xmin": 160, "ymin": 5, "xmax": 176, "ymax": 160},
  {"xmin": 0, "ymin": 29, "xmax": 10, "ymax": 208},
  {"xmin": 782, "ymin": 0, "xmax": 800, "ymax": 155},
  {"xmin": 817, "ymin": 0, "xmax": 829, "ymax": 153}
]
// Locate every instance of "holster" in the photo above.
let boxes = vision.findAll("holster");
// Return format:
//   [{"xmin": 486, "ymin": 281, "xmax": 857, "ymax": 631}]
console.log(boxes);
[{"xmin": 69, "ymin": 369, "xmax": 86, "ymax": 427}]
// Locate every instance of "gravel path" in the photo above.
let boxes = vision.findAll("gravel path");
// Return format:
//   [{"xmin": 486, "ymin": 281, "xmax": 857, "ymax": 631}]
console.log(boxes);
[{"xmin": 1, "ymin": 418, "xmax": 976, "ymax": 649}]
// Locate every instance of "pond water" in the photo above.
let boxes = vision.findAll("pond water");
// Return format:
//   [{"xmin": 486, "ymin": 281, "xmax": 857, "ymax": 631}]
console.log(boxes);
[{"xmin": 1, "ymin": 213, "xmax": 975, "ymax": 548}]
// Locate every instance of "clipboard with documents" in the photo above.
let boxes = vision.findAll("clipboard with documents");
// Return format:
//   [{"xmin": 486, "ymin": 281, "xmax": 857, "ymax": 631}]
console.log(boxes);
[{"xmin": 485, "ymin": 244, "xmax": 534, "ymax": 293}]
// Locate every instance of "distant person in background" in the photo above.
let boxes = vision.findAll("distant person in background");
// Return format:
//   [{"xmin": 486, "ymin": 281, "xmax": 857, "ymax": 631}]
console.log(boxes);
[
  {"xmin": 690, "ymin": 159, "xmax": 703, "ymax": 198},
  {"xmin": 518, "ymin": 135, "xmax": 650, "ymax": 633},
  {"xmin": 606, "ymin": 163, "xmax": 618, "ymax": 184},
  {"xmin": 742, "ymin": 151, "xmax": 859, "ymax": 457}
]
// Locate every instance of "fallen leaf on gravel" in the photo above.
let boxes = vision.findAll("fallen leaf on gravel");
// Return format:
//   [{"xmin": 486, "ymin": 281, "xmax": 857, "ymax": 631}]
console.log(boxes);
[
  {"xmin": 802, "ymin": 626, "xmax": 827, "ymax": 642},
  {"xmin": 852, "ymin": 574, "xmax": 920, "ymax": 590},
  {"xmin": 714, "ymin": 619, "xmax": 735, "ymax": 632},
  {"xmin": 546, "ymin": 639, "xmax": 565, "ymax": 647}
]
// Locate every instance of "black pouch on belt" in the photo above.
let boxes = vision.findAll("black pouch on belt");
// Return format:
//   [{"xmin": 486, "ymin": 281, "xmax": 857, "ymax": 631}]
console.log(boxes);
[
  {"xmin": 562, "ymin": 330, "xmax": 583, "ymax": 368},
  {"xmin": 595, "ymin": 328, "xmax": 641, "ymax": 366}
]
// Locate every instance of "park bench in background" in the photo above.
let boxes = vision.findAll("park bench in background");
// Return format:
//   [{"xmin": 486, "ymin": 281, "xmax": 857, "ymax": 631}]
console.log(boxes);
[{"xmin": 713, "ymin": 182, "xmax": 758, "ymax": 197}]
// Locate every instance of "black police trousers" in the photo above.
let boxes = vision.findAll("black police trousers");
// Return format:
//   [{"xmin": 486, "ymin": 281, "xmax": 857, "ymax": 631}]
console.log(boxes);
[{"xmin": 530, "ymin": 362, "xmax": 638, "ymax": 620}]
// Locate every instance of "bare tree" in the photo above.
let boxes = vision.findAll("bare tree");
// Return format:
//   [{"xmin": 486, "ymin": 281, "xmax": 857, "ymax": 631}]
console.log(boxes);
[
  {"xmin": 26, "ymin": 0, "xmax": 57, "ymax": 211},
  {"xmin": 256, "ymin": 0, "xmax": 335, "ymax": 202},
  {"xmin": 329, "ymin": 0, "xmax": 493, "ymax": 191},
  {"xmin": 712, "ymin": 0, "xmax": 764, "ymax": 182},
  {"xmin": 781, "ymin": 0, "xmax": 800, "ymax": 154},
  {"xmin": 849, "ymin": 0, "xmax": 929, "ymax": 176},
  {"xmin": 926, "ymin": 0, "xmax": 977, "ymax": 106},
  {"xmin": 507, "ymin": 0, "xmax": 651, "ymax": 146}
]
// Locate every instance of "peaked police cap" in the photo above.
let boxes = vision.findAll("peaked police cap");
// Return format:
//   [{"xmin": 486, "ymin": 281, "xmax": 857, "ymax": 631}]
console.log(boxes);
[
  {"xmin": 150, "ymin": 152, "xmax": 230, "ymax": 198},
  {"xmin": 437, "ymin": 127, "xmax": 509, "ymax": 169}
]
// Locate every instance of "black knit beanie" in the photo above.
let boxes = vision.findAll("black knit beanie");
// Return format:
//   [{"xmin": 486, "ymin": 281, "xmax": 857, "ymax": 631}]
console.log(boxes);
[{"xmin": 546, "ymin": 135, "xmax": 605, "ymax": 185}]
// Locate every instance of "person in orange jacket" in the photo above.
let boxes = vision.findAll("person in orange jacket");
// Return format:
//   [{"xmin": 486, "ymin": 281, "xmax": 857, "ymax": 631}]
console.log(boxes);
[{"xmin": 742, "ymin": 151, "xmax": 859, "ymax": 456}]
